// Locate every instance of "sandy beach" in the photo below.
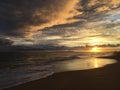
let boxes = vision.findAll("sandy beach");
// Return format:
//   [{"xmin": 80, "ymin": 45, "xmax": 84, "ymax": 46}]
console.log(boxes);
[{"xmin": 3, "ymin": 59, "xmax": 120, "ymax": 90}]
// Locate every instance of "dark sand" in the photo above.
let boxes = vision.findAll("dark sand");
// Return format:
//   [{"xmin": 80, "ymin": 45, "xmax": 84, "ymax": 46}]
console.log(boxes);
[{"xmin": 3, "ymin": 60, "xmax": 120, "ymax": 90}]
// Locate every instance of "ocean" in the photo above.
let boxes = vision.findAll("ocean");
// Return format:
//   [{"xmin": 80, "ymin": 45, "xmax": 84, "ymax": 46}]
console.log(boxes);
[{"xmin": 0, "ymin": 51, "xmax": 117, "ymax": 89}]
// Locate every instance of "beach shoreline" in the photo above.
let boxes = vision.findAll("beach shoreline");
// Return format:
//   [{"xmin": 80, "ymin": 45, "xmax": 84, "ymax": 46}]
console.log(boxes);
[{"xmin": 2, "ymin": 60, "xmax": 120, "ymax": 90}]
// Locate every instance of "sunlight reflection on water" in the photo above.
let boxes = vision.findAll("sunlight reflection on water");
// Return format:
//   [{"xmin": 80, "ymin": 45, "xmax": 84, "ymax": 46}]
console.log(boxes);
[{"xmin": 54, "ymin": 58, "xmax": 117, "ymax": 72}]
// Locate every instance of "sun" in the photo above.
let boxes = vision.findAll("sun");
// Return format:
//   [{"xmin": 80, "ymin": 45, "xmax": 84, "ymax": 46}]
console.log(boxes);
[{"xmin": 90, "ymin": 47, "xmax": 101, "ymax": 52}]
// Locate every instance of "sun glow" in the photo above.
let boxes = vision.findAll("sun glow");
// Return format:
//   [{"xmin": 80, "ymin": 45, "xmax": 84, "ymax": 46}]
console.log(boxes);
[
  {"xmin": 88, "ymin": 38, "xmax": 107, "ymax": 46},
  {"xmin": 89, "ymin": 38, "xmax": 102, "ymax": 45},
  {"xmin": 90, "ymin": 47, "xmax": 101, "ymax": 52}
]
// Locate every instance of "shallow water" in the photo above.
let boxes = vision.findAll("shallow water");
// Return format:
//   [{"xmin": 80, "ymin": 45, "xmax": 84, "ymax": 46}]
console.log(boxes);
[
  {"xmin": 0, "ymin": 51, "xmax": 117, "ymax": 89},
  {"xmin": 54, "ymin": 58, "xmax": 117, "ymax": 72}
]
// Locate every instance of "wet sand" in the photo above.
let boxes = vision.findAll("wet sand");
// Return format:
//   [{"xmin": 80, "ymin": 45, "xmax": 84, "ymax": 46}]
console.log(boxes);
[{"xmin": 3, "ymin": 59, "xmax": 120, "ymax": 90}]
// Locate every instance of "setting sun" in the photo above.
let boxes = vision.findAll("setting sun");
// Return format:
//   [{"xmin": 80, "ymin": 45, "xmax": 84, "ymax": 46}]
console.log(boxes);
[{"xmin": 90, "ymin": 47, "xmax": 101, "ymax": 52}]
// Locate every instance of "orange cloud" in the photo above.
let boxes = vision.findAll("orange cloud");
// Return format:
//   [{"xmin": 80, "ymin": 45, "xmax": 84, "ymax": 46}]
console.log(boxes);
[{"xmin": 26, "ymin": 0, "xmax": 80, "ymax": 37}]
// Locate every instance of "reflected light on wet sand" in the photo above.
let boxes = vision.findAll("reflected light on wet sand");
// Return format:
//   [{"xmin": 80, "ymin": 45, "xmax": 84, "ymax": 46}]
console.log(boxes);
[
  {"xmin": 55, "ymin": 58, "xmax": 117, "ymax": 72},
  {"xmin": 94, "ymin": 59, "xmax": 98, "ymax": 68}
]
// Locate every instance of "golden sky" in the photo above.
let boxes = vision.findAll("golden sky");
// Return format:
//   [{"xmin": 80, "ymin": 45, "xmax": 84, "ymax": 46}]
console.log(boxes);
[{"xmin": 0, "ymin": 0, "xmax": 120, "ymax": 47}]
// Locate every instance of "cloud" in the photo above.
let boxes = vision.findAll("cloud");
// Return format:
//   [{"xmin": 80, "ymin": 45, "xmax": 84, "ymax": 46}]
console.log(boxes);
[
  {"xmin": 35, "ymin": 6, "xmax": 120, "ymax": 47},
  {"xmin": 0, "ymin": 37, "xmax": 14, "ymax": 46},
  {"xmin": 78, "ymin": 0, "xmax": 120, "ymax": 12},
  {"xmin": 0, "ymin": 0, "xmax": 80, "ymax": 38},
  {"xmin": 1, "ymin": 0, "xmax": 120, "ymax": 47}
]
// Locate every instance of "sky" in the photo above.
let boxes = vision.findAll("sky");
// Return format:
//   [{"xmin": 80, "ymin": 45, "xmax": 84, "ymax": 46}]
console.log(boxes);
[{"xmin": 0, "ymin": 0, "xmax": 120, "ymax": 48}]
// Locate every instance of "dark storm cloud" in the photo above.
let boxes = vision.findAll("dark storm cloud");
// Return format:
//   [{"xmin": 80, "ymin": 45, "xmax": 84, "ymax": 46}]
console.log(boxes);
[
  {"xmin": 0, "ymin": 0, "xmax": 119, "ymax": 37},
  {"xmin": 0, "ymin": 0, "xmax": 79, "ymax": 37}
]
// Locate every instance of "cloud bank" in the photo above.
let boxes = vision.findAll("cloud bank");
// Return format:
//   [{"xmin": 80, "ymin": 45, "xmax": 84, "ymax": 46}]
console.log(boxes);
[
  {"xmin": 0, "ymin": 0, "xmax": 79, "ymax": 37},
  {"xmin": 35, "ymin": 0, "xmax": 120, "ymax": 47},
  {"xmin": 0, "ymin": 0, "xmax": 120, "ymax": 47}
]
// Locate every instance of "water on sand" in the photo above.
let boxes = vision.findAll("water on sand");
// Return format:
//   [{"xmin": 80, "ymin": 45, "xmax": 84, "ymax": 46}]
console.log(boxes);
[{"xmin": 0, "ymin": 51, "xmax": 117, "ymax": 89}]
